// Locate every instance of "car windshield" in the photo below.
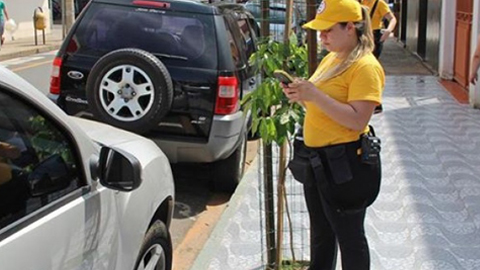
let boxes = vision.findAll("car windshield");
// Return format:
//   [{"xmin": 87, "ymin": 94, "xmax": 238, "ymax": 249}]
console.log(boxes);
[{"xmin": 71, "ymin": 3, "xmax": 218, "ymax": 69}]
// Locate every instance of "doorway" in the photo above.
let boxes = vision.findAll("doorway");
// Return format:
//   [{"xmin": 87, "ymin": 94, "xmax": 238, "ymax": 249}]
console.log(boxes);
[{"xmin": 454, "ymin": 0, "xmax": 473, "ymax": 88}]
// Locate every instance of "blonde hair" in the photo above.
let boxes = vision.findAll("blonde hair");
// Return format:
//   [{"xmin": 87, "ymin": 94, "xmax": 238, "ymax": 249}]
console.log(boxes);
[{"xmin": 314, "ymin": 6, "xmax": 375, "ymax": 82}]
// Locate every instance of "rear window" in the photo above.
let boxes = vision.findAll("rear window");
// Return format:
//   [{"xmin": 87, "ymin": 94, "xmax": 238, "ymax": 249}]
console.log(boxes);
[
  {"xmin": 237, "ymin": 18, "xmax": 257, "ymax": 61},
  {"xmin": 70, "ymin": 3, "xmax": 218, "ymax": 69}
]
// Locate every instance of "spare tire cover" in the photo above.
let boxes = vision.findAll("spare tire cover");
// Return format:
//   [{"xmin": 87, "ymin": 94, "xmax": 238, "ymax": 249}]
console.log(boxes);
[{"xmin": 86, "ymin": 48, "xmax": 173, "ymax": 134}]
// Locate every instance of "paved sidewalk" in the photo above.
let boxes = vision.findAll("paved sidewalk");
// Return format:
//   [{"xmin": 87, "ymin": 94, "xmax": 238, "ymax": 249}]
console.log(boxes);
[
  {"xmin": 0, "ymin": 25, "xmax": 63, "ymax": 61},
  {"xmin": 192, "ymin": 39, "xmax": 480, "ymax": 269}
]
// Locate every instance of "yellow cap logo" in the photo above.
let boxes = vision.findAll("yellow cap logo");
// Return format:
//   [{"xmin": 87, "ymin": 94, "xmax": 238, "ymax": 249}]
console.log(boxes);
[
  {"xmin": 317, "ymin": 2, "xmax": 326, "ymax": 14},
  {"xmin": 303, "ymin": 0, "xmax": 363, "ymax": 31}
]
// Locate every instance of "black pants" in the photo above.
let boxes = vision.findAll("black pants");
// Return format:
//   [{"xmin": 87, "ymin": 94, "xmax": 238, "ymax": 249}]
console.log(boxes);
[
  {"xmin": 373, "ymin": 29, "xmax": 384, "ymax": 59},
  {"xmin": 303, "ymin": 179, "xmax": 370, "ymax": 270},
  {"xmin": 301, "ymin": 140, "xmax": 379, "ymax": 270}
]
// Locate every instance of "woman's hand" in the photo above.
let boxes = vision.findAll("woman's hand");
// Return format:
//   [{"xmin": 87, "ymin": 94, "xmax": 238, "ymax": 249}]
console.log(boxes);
[
  {"xmin": 0, "ymin": 142, "xmax": 20, "ymax": 159},
  {"xmin": 282, "ymin": 78, "xmax": 319, "ymax": 103},
  {"xmin": 380, "ymin": 29, "xmax": 391, "ymax": 42}
]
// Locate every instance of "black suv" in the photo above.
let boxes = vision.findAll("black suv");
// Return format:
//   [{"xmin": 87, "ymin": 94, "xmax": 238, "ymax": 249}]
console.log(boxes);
[{"xmin": 48, "ymin": 0, "xmax": 260, "ymax": 192}]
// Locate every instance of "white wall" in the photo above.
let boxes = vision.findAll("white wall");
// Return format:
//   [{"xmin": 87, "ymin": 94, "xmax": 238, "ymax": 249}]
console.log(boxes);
[
  {"xmin": 438, "ymin": 0, "xmax": 456, "ymax": 80},
  {"xmin": 470, "ymin": 0, "xmax": 480, "ymax": 108},
  {"xmin": 4, "ymin": 0, "xmax": 51, "ymax": 40}
]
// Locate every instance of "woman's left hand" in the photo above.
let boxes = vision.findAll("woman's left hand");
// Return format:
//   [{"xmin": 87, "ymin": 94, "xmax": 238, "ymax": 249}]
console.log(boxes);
[
  {"xmin": 282, "ymin": 79, "xmax": 319, "ymax": 103},
  {"xmin": 380, "ymin": 30, "xmax": 391, "ymax": 42}
]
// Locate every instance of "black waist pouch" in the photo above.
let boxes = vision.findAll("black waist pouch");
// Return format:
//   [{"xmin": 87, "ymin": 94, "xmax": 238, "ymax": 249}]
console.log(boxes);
[
  {"xmin": 288, "ymin": 138, "xmax": 315, "ymax": 186},
  {"xmin": 312, "ymin": 140, "xmax": 382, "ymax": 212}
]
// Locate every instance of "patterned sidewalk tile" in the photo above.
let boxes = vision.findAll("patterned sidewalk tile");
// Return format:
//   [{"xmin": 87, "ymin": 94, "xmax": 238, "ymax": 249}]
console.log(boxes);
[{"xmin": 192, "ymin": 76, "xmax": 480, "ymax": 270}]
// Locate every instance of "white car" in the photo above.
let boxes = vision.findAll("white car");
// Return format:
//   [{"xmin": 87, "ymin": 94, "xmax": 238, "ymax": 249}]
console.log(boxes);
[{"xmin": 0, "ymin": 66, "xmax": 175, "ymax": 270}]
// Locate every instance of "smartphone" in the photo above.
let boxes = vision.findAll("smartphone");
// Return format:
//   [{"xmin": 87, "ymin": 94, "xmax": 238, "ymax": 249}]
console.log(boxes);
[{"xmin": 273, "ymin": 70, "xmax": 295, "ymax": 84}]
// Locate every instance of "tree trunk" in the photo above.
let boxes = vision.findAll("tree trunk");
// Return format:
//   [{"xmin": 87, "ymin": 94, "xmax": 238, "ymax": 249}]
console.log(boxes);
[{"xmin": 63, "ymin": 0, "xmax": 75, "ymax": 37}]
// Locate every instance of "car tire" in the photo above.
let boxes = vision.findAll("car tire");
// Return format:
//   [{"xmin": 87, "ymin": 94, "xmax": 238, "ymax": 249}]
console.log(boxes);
[
  {"xmin": 212, "ymin": 132, "xmax": 248, "ymax": 193},
  {"xmin": 134, "ymin": 220, "xmax": 172, "ymax": 270},
  {"xmin": 86, "ymin": 48, "xmax": 173, "ymax": 134}
]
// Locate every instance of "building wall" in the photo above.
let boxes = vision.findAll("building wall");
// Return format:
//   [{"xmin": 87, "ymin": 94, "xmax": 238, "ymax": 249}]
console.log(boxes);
[
  {"xmin": 400, "ymin": 0, "xmax": 480, "ymax": 107},
  {"xmin": 470, "ymin": 0, "xmax": 480, "ymax": 107},
  {"xmin": 4, "ymin": 0, "xmax": 51, "ymax": 40},
  {"xmin": 439, "ymin": 1, "xmax": 456, "ymax": 79}
]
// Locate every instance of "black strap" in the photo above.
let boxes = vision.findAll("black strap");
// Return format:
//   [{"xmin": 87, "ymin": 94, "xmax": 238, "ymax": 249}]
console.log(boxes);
[
  {"xmin": 370, "ymin": 0, "xmax": 380, "ymax": 19},
  {"xmin": 368, "ymin": 125, "xmax": 376, "ymax": 137}
]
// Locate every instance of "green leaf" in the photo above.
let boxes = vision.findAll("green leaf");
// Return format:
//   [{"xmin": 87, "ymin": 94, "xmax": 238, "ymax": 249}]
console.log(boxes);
[
  {"xmin": 241, "ymin": 91, "xmax": 253, "ymax": 107},
  {"xmin": 280, "ymin": 112, "xmax": 289, "ymax": 125},
  {"xmin": 267, "ymin": 118, "xmax": 276, "ymax": 138},
  {"xmin": 251, "ymin": 117, "xmax": 260, "ymax": 135},
  {"xmin": 289, "ymin": 109, "xmax": 300, "ymax": 122},
  {"xmin": 259, "ymin": 118, "xmax": 269, "ymax": 142}
]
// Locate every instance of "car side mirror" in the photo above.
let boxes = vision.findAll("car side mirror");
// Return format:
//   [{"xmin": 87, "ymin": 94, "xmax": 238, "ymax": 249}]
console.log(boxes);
[
  {"xmin": 97, "ymin": 146, "xmax": 142, "ymax": 192},
  {"xmin": 28, "ymin": 154, "xmax": 71, "ymax": 197}
]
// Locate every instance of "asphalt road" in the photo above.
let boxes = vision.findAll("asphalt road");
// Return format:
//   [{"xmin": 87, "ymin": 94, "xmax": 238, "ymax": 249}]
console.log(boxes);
[{"xmin": 2, "ymin": 51, "xmax": 259, "ymax": 269}]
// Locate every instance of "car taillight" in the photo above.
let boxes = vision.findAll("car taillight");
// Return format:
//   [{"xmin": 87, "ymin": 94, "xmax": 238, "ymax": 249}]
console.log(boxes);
[
  {"xmin": 49, "ymin": 57, "xmax": 62, "ymax": 95},
  {"xmin": 215, "ymin": 76, "xmax": 239, "ymax": 115},
  {"xmin": 132, "ymin": 0, "xmax": 170, "ymax": 8}
]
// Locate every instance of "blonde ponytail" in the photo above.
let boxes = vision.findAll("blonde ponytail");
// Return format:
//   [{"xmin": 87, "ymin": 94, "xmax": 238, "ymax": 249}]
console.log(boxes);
[{"xmin": 313, "ymin": 6, "xmax": 375, "ymax": 82}]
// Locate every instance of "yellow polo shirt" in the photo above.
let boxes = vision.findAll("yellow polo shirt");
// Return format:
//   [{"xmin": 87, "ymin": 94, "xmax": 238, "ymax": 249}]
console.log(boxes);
[
  {"xmin": 303, "ymin": 52, "xmax": 384, "ymax": 147},
  {"xmin": 361, "ymin": 0, "xmax": 391, "ymax": 30}
]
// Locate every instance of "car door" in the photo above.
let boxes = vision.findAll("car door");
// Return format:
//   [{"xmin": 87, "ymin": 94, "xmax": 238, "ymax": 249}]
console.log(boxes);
[
  {"xmin": 231, "ymin": 13, "xmax": 260, "ymax": 98},
  {"xmin": 238, "ymin": 15, "xmax": 261, "ymax": 93},
  {"xmin": 0, "ymin": 85, "xmax": 119, "ymax": 270}
]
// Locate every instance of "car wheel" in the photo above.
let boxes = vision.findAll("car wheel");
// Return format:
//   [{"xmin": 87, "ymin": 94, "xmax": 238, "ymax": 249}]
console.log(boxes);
[
  {"xmin": 134, "ymin": 220, "xmax": 172, "ymax": 270},
  {"xmin": 86, "ymin": 48, "xmax": 173, "ymax": 134},
  {"xmin": 212, "ymin": 132, "xmax": 248, "ymax": 193}
]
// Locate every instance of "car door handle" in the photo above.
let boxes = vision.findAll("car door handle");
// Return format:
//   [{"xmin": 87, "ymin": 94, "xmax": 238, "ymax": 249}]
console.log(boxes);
[{"xmin": 249, "ymin": 78, "xmax": 256, "ymax": 86}]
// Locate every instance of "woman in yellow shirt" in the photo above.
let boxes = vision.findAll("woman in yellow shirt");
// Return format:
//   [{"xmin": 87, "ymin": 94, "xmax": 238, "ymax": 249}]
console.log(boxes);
[{"xmin": 283, "ymin": 0, "xmax": 383, "ymax": 269}]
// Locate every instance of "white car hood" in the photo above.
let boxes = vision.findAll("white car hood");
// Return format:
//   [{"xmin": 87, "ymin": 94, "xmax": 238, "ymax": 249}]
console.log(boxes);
[{"xmin": 71, "ymin": 117, "xmax": 146, "ymax": 147}]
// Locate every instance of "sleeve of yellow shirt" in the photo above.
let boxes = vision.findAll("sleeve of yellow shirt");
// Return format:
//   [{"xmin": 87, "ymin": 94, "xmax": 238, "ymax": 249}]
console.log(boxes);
[
  {"xmin": 377, "ymin": 0, "xmax": 391, "ymax": 17},
  {"xmin": 347, "ymin": 62, "xmax": 384, "ymax": 104},
  {"xmin": 370, "ymin": 0, "xmax": 392, "ymax": 29}
]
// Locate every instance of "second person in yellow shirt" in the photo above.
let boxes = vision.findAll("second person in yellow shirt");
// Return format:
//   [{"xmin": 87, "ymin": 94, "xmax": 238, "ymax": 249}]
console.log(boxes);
[{"xmin": 359, "ymin": 0, "xmax": 397, "ymax": 58}]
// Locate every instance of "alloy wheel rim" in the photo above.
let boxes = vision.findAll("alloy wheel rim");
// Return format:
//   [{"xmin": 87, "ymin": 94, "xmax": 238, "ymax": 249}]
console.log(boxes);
[
  {"xmin": 99, "ymin": 64, "xmax": 155, "ymax": 122},
  {"xmin": 136, "ymin": 243, "xmax": 166, "ymax": 270}
]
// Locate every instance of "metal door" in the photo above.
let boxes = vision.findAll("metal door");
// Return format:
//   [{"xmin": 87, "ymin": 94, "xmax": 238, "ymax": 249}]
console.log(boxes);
[
  {"xmin": 454, "ymin": 0, "xmax": 473, "ymax": 88},
  {"xmin": 400, "ymin": 0, "xmax": 408, "ymax": 43},
  {"xmin": 406, "ymin": 0, "xmax": 419, "ymax": 52},
  {"xmin": 425, "ymin": 0, "xmax": 442, "ymax": 71},
  {"xmin": 417, "ymin": 0, "xmax": 428, "ymax": 58}
]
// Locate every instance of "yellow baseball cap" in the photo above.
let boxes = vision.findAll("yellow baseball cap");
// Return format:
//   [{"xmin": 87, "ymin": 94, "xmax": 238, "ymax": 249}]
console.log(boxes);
[{"xmin": 303, "ymin": 0, "xmax": 363, "ymax": 31}]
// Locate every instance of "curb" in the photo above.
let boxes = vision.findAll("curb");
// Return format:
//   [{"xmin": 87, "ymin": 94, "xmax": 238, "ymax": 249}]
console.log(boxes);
[
  {"xmin": 190, "ymin": 155, "xmax": 260, "ymax": 270},
  {"xmin": 0, "ymin": 43, "xmax": 62, "ymax": 61}
]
